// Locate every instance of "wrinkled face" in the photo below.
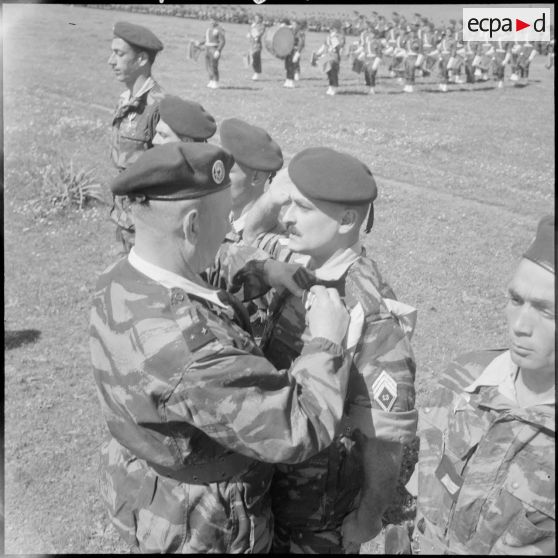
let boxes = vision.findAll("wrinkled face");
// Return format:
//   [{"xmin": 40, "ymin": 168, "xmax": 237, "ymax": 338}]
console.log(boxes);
[
  {"xmin": 195, "ymin": 186, "xmax": 232, "ymax": 269},
  {"xmin": 506, "ymin": 258, "xmax": 555, "ymax": 375},
  {"xmin": 152, "ymin": 119, "xmax": 182, "ymax": 145},
  {"xmin": 107, "ymin": 38, "xmax": 144, "ymax": 84},
  {"xmin": 281, "ymin": 185, "xmax": 342, "ymax": 262}
]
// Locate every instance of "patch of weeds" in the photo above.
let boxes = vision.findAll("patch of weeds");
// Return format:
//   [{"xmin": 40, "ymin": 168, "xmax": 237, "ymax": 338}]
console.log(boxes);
[{"xmin": 15, "ymin": 159, "xmax": 108, "ymax": 219}]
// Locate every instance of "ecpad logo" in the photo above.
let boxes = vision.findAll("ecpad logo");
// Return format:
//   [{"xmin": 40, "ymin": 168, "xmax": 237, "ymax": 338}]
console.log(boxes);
[{"xmin": 463, "ymin": 8, "xmax": 551, "ymax": 41}]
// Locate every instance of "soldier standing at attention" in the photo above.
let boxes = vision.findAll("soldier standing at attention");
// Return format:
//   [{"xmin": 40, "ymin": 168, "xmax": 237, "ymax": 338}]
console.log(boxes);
[
  {"xmin": 201, "ymin": 17, "xmax": 225, "ymax": 89},
  {"xmin": 247, "ymin": 13, "xmax": 265, "ymax": 81},
  {"xmin": 108, "ymin": 21, "xmax": 165, "ymax": 253},
  {"xmin": 152, "ymin": 95, "xmax": 217, "ymax": 145},
  {"xmin": 89, "ymin": 142, "xmax": 353, "ymax": 553},
  {"xmin": 242, "ymin": 148, "xmax": 418, "ymax": 553},
  {"xmin": 411, "ymin": 215, "xmax": 555, "ymax": 554}
]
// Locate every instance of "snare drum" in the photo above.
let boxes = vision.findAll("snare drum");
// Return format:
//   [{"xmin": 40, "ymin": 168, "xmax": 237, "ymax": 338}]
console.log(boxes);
[{"xmin": 264, "ymin": 26, "xmax": 295, "ymax": 59}]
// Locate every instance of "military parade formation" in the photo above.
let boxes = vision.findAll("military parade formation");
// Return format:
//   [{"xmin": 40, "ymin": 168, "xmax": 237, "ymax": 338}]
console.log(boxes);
[
  {"xmin": 91, "ymin": 4, "xmax": 555, "ymax": 95},
  {"xmin": 89, "ymin": 11, "xmax": 556, "ymax": 557}
]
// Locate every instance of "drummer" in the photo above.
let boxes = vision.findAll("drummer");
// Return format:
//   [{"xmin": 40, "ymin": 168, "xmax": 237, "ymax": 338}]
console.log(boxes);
[
  {"xmin": 280, "ymin": 19, "xmax": 297, "ymax": 89},
  {"xmin": 315, "ymin": 19, "xmax": 346, "ymax": 95}
]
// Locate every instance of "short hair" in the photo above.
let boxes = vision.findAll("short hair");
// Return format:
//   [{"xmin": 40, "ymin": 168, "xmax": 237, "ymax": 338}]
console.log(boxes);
[{"xmin": 130, "ymin": 44, "xmax": 157, "ymax": 65}]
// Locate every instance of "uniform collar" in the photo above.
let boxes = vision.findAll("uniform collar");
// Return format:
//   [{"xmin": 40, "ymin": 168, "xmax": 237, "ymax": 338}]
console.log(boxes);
[
  {"xmin": 230, "ymin": 211, "xmax": 247, "ymax": 235},
  {"xmin": 120, "ymin": 76, "xmax": 156, "ymax": 104},
  {"xmin": 464, "ymin": 350, "xmax": 556, "ymax": 407},
  {"xmin": 312, "ymin": 242, "xmax": 363, "ymax": 281},
  {"xmin": 128, "ymin": 248, "xmax": 228, "ymax": 309}
]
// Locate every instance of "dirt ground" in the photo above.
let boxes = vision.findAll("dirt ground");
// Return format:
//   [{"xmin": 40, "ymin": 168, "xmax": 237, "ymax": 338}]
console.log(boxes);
[{"xmin": 3, "ymin": 3, "xmax": 554, "ymax": 554}]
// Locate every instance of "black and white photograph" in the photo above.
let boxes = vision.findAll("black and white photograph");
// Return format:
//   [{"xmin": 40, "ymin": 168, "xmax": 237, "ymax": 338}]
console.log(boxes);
[{"xmin": 2, "ymin": 1, "xmax": 555, "ymax": 554}]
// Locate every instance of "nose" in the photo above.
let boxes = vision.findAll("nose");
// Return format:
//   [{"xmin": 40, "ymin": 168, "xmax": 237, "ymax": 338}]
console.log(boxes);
[
  {"xmin": 107, "ymin": 53, "xmax": 115, "ymax": 65},
  {"xmin": 511, "ymin": 304, "xmax": 535, "ymax": 337},
  {"xmin": 282, "ymin": 203, "xmax": 295, "ymax": 227}
]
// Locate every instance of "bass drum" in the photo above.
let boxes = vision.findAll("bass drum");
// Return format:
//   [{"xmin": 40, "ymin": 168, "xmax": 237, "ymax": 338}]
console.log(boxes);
[{"xmin": 264, "ymin": 25, "xmax": 295, "ymax": 59}]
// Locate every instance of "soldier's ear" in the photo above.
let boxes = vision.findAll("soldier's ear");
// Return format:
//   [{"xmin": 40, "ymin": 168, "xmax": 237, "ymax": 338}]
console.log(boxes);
[
  {"xmin": 183, "ymin": 208, "xmax": 200, "ymax": 245},
  {"xmin": 339, "ymin": 208, "xmax": 359, "ymax": 234},
  {"xmin": 136, "ymin": 50, "xmax": 149, "ymax": 68}
]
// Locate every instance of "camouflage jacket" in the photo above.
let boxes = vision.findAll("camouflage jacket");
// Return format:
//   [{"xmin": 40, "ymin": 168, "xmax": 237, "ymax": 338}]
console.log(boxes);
[
  {"xmin": 89, "ymin": 251, "xmax": 352, "ymax": 551},
  {"xmin": 414, "ymin": 349, "xmax": 555, "ymax": 555},
  {"xmin": 110, "ymin": 77, "xmax": 164, "ymax": 171},
  {"xmin": 202, "ymin": 222, "xmax": 274, "ymax": 342},
  {"xmin": 252, "ymin": 234, "xmax": 418, "ymax": 531}
]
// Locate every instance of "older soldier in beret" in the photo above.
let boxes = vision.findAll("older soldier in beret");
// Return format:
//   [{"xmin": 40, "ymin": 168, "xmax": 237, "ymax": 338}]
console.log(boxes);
[
  {"xmin": 108, "ymin": 21, "xmax": 165, "ymax": 253},
  {"xmin": 241, "ymin": 147, "xmax": 418, "ymax": 553},
  {"xmin": 89, "ymin": 142, "xmax": 355, "ymax": 553},
  {"xmin": 411, "ymin": 215, "xmax": 555, "ymax": 555},
  {"xmin": 152, "ymin": 95, "xmax": 217, "ymax": 145}
]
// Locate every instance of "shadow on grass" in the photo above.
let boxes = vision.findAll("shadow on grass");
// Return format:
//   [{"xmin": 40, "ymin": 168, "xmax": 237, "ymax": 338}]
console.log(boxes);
[
  {"xmin": 5, "ymin": 329, "xmax": 41, "ymax": 350},
  {"xmin": 218, "ymin": 85, "xmax": 261, "ymax": 90},
  {"xmin": 420, "ymin": 85, "xmax": 497, "ymax": 93},
  {"xmin": 337, "ymin": 90, "xmax": 372, "ymax": 95}
]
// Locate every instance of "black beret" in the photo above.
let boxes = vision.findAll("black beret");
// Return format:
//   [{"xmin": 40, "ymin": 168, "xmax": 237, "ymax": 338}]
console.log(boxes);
[
  {"xmin": 159, "ymin": 95, "xmax": 216, "ymax": 140},
  {"xmin": 288, "ymin": 147, "xmax": 377, "ymax": 205},
  {"xmin": 113, "ymin": 21, "xmax": 163, "ymax": 53},
  {"xmin": 523, "ymin": 215, "xmax": 555, "ymax": 274},
  {"xmin": 111, "ymin": 143, "xmax": 234, "ymax": 200},
  {"xmin": 220, "ymin": 118, "xmax": 283, "ymax": 172}
]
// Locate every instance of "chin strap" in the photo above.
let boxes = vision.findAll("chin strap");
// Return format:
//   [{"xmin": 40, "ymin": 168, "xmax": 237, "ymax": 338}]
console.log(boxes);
[{"xmin": 364, "ymin": 202, "xmax": 375, "ymax": 233}]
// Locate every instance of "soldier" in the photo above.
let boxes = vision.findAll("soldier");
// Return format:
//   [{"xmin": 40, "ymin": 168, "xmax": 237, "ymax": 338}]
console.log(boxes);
[
  {"xmin": 510, "ymin": 41, "xmax": 537, "ymax": 83},
  {"xmin": 283, "ymin": 19, "xmax": 305, "ymax": 88},
  {"xmin": 437, "ymin": 27, "xmax": 458, "ymax": 92},
  {"xmin": 115, "ymin": 95, "xmax": 217, "ymax": 253},
  {"xmin": 355, "ymin": 20, "xmax": 382, "ymax": 94},
  {"xmin": 247, "ymin": 13, "xmax": 265, "ymax": 80},
  {"xmin": 200, "ymin": 17, "xmax": 225, "ymax": 89},
  {"xmin": 89, "ymin": 142, "xmax": 354, "ymax": 553},
  {"xmin": 492, "ymin": 39, "xmax": 512, "ymax": 88},
  {"xmin": 402, "ymin": 25, "xmax": 422, "ymax": 93},
  {"xmin": 315, "ymin": 20, "xmax": 346, "ymax": 95},
  {"xmin": 292, "ymin": 19, "xmax": 307, "ymax": 81},
  {"xmin": 203, "ymin": 117, "xmax": 284, "ymax": 340},
  {"xmin": 242, "ymin": 148, "xmax": 418, "ymax": 553},
  {"xmin": 411, "ymin": 215, "xmax": 555, "ymax": 554},
  {"xmin": 152, "ymin": 95, "xmax": 217, "ymax": 145},
  {"xmin": 108, "ymin": 21, "xmax": 165, "ymax": 253}
]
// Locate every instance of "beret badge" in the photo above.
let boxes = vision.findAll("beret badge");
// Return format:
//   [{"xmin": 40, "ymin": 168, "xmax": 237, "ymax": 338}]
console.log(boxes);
[{"xmin": 212, "ymin": 160, "xmax": 225, "ymax": 184}]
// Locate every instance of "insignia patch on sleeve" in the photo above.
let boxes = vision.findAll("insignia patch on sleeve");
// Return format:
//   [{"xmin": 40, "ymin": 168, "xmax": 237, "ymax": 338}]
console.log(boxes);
[{"xmin": 372, "ymin": 370, "xmax": 398, "ymax": 412}]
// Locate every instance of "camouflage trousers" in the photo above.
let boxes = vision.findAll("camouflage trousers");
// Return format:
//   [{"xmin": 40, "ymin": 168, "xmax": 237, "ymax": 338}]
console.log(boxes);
[
  {"xmin": 271, "ymin": 523, "xmax": 360, "ymax": 554},
  {"xmin": 99, "ymin": 438, "xmax": 273, "ymax": 553}
]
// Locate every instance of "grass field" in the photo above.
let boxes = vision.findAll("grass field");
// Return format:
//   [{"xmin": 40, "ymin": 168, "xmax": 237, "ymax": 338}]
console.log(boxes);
[{"xmin": 3, "ymin": 3, "xmax": 554, "ymax": 554}]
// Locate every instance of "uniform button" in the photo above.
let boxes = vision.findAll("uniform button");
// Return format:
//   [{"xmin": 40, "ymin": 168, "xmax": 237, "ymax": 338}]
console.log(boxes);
[
  {"xmin": 221, "ymin": 471, "xmax": 226, "ymax": 478},
  {"xmin": 193, "ymin": 475, "xmax": 199, "ymax": 481},
  {"xmin": 345, "ymin": 426, "xmax": 351, "ymax": 434},
  {"xmin": 511, "ymin": 481, "xmax": 520, "ymax": 489},
  {"xmin": 424, "ymin": 408, "xmax": 430, "ymax": 414},
  {"xmin": 276, "ymin": 327, "xmax": 282, "ymax": 334}
]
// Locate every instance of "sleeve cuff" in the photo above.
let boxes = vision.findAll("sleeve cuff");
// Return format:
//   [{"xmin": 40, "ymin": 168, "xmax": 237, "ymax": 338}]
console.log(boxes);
[
  {"xmin": 302, "ymin": 336, "xmax": 345, "ymax": 358},
  {"xmin": 347, "ymin": 404, "xmax": 418, "ymax": 444}
]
